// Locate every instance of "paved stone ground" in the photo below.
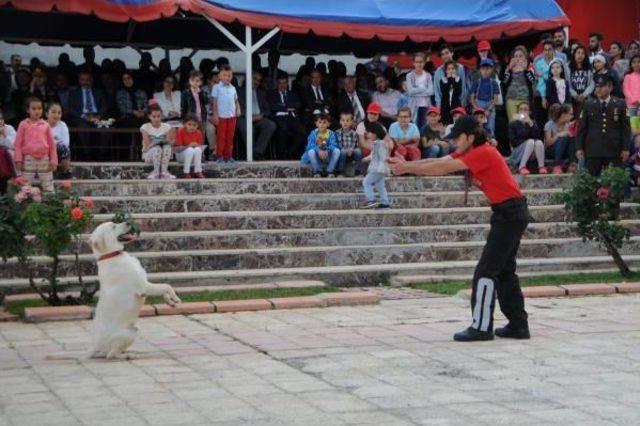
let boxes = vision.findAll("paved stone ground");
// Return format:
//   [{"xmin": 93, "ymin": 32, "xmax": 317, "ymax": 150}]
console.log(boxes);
[{"xmin": 1, "ymin": 294, "xmax": 639, "ymax": 425}]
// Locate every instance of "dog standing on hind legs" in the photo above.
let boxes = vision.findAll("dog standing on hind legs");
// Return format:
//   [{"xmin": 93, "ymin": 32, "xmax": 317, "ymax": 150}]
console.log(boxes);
[{"xmin": 46, "ymin": 221, "xmax": 181, "ymax": 361}]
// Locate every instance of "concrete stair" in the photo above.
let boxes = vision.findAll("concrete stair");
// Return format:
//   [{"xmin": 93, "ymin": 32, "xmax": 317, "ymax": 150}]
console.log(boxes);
[
  {"xmin": 86, "ymin": 205, "xmax": 637, "ymax": 232},
  {"xmin": 2, "ymin": 161, "xmax": 638, "ymax": 292},
  {"xmin": 26, "ymin": 220, "xmax": 640, "ymax": 254},
  {"xmin": 4, "ymin": 237, "xmax": 640, "ymax": 279},
  {"xmin": 90, "ymin": 189, "xmax": 563, "ymax": 213},
  {"xmin": 60, "ymin": 174, "xmax": 571, "ymax": 196}
]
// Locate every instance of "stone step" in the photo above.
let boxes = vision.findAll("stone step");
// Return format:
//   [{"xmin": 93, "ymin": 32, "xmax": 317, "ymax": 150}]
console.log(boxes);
[
  {"xmin": 2, "ymin": 255, "xmax": 640, "ymax": 290},
  {"xmin": 91, "ymin": 204, "xmax": 639, "ymax": 232},
  {"xmin": 71, "ymin": 161, "xmax": 312, "ymax": 180},
  {"xmin": 5, "ymin": 238, "xmax": 639, "ymax": 280},
  {"xmin": 390, "ymin": 268, "xmax": 626, "ymax": 285},
  {"xmin": 41, "ymin": 220, "xmax": 640, "ymax": 254},
  {"xmin": 61, "ymin": 174, "xmax": 571, "ymax": 196},
  {"xmin": 90, "ymin": 189, "xmax": 562, "ymax": 214}
]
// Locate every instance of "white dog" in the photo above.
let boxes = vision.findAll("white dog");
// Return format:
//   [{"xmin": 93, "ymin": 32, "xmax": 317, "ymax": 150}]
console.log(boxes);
[{"xmin": 47, "ymin": 221, "xmax": 181, "ymax": 360}]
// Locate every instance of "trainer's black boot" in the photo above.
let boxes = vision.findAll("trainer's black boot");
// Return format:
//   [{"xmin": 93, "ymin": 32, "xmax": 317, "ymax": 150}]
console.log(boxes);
[
  {"xmin": 453, "ymin": 326, "xmax": 494, "ymax": 342},
  {"xmin": 495, "ymin": 324, "xmax": 530, "ymax": 339}
]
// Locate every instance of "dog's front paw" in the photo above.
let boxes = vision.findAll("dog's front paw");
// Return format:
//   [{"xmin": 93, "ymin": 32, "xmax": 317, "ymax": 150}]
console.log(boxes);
[{"xmin": 164, "ymin": 291, "xmax": 181, "ymax": 307}]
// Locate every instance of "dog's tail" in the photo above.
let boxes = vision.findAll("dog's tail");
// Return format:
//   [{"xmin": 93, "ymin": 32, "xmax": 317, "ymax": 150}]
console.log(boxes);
[{"xmin": 45, "ymin": 350, "xmax": 95, "ymax": 361}]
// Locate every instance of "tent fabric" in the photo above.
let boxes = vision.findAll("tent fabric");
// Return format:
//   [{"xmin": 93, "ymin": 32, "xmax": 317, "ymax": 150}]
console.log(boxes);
[{"xmin": 3, "ymin": 0, "xmax": 570, "ymax": 42}]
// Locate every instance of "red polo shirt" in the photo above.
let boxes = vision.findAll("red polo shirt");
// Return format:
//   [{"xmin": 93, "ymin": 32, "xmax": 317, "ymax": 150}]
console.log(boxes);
[{"xmin": 457, "ymin": 144, "xmax": 522, "ymax": 204}]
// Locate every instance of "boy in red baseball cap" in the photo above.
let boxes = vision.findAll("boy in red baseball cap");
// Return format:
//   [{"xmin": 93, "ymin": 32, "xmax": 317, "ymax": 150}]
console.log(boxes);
[
  {"xmin": 420, "ymin": 106, "xmax": 449, "ymax": 158},
  {"xmin": 356, "ymin": 102, "xmax": 389, "ymax": 157}
]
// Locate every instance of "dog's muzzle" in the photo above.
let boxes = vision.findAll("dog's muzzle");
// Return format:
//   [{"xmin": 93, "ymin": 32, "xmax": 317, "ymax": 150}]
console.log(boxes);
[{"xmin": 117, "ymin": 227, "xmax": 137, "ymax": 243}]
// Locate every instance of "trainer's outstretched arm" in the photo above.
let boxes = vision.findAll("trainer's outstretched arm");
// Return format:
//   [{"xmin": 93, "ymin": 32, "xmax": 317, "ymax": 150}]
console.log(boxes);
[{"xmin": 389, "ymin": 157, "xmax": 468, "ymax": 176}]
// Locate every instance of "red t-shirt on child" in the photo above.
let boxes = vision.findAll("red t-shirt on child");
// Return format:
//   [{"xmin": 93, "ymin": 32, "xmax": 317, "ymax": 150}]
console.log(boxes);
[
  {"xmin": 175, "ymin": 128, "xmax": 204, "ymax": 147},
  {"xmin": 458, "ymin": 143, "xmax": 523, "ymax": 204}
]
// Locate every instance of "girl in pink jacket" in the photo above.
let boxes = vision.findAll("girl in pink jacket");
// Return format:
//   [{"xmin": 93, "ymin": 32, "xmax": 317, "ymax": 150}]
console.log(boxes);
[
  {"xmin": 14, "ymin": 97, "xmax": 57, "ymax": 192},
  {"xmin": 623, "ymin": 55, "xmax": 640, "ymax": 116}
]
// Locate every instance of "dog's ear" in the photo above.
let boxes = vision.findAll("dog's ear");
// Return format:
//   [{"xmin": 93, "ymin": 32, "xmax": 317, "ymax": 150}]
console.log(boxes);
[{"xmin": 90, "ymin": 232, "xmax": 105, "ymax": 253}]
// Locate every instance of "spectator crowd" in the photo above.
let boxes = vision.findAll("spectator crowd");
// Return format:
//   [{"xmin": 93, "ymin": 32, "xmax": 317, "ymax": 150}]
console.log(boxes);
[{"xmin": 1, "ymin": 28, "xmax": 639, "ymax": 188}]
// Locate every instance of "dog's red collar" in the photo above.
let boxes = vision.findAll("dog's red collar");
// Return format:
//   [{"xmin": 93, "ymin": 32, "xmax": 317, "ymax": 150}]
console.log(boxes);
[{"xmin": 98, "ymin": 251, "xmax": 123, "ymax": 262}]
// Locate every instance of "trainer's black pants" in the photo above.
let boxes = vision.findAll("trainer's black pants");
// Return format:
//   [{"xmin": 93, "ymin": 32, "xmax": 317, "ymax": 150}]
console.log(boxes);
[{"xmin": 471, "ymin": 197, "xmax": 530, "ymax": 332}]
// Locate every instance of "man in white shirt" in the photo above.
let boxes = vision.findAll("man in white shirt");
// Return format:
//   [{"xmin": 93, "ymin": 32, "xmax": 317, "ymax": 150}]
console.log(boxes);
[{"xmin": 371, "ymin": 74, "xmax": 401, "ymax": 128}]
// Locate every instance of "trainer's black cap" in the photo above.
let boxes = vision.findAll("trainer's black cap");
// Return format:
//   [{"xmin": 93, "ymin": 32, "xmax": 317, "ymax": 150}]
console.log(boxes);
[
  {"xmin": 594, "ymin": 73, "xmax": 613, "ymax": 87},
  {"xmin": 449, "ymin": 115, "xmax": 480, "ymax": 139}
]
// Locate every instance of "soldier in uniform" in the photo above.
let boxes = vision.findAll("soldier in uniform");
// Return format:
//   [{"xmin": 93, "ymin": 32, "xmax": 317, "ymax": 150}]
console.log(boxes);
[{"xmin": 576, "ymin": 74, "xmax": 630, "ymax": 176}]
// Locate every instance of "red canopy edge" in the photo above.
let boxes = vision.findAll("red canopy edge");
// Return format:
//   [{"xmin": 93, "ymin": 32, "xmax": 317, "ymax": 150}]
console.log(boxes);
[
  {"xmin": 3, "ymin": 0, "xmax": 570, "ymax": 42},
  {"xmin": 1, "ymin": 0, "xmax": 181, "ymax": 22}
]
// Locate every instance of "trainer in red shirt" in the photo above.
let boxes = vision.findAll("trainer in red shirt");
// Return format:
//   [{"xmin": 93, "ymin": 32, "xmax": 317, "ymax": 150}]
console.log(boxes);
[{"xmin": 389, "ymin": 115, "xmax": 531, "ymax": 343}]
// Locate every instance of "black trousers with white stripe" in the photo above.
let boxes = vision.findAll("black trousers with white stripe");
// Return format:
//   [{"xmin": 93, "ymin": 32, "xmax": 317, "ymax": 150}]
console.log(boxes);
[{"xmin": 471, "ymin": 197, "xmax": 530, "ymax": 332}]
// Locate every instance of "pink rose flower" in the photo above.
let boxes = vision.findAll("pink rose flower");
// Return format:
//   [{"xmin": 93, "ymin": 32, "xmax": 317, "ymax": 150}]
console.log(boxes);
[
  {"xmin": 59, "ymin": 180, "xmax": 72, "ymax": 191},
  {"xmin": 9, "ymin": 176, "xmax": 26, "ymax": 186},
  {"xmin": 596, "ymin": 187, "xmax": 610, "ymax": 200},
  {"xmin": 82, "ymin": 197, "xmax": 94, "ymax": 210},
  {"xmin": 70, "ymin": 207, "xmax": 84, "ymax": 220}
]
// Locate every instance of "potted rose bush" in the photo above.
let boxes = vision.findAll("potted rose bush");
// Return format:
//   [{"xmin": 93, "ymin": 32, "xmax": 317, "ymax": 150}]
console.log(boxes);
[
  {"xmin": 560, "ymin": 167, "xmax": 634, "ymax": 276},
  {"xmin": 1, "ymin": 179, "xmax": 96, "ymax": 305}
]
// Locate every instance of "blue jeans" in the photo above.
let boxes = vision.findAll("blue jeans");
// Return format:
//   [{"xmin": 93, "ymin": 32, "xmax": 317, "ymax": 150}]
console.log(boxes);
[
  {"xmin": 421, "ymin": 144, "xmax": 449, "ymax": 159},
  {"xmin": 307, "ymin": 148, "xmax": 340, "ymax": 174},
  {"xmin": 545, "ymin": 136, "xmax": 575, "ymax": 166},
  {"xmin": 475, "ymin": 99, "xmax": 496, "ymax": 137},
  {"xmin": 363, "ymin": 172, "xmax": 389, "ymax": 205},
  {"xmin": 339, "ymin": 147, "xmax": 362, "ymax": 173}
]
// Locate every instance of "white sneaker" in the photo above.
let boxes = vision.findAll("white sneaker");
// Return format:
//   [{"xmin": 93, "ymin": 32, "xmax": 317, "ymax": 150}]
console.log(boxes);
[
  {"xmin": 147, "ymin": 172, "xmax": 160, "ymax": 179},
  {"xmin": 161, "ymin": 172, "xmax": 176, "ymax": 179},
  {"xmin": 362, "ymin": 201, "xmax": 378, "ymax": 209}
]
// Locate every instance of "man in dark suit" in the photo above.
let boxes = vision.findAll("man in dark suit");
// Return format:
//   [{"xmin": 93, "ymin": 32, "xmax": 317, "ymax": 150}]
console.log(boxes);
[
  {"xmin": 300, "ymin": 69, "xmax": 332, "ymax": 130},
  {"xmin": 268, "ymin": 75, "xmax": 306, "ymax": 159},
  {"xmin": 261, "ymin": 49, "xmax": 288, "ymax": 91},
  {"xmin": 67, "ymin": 69, "xmax": 109, "ymax": 160},
  {"xmin": 336, "ymin": 75, "xmax": 371, "ymax": 125},
  {"xmin": 238, "ymin": 70, "xmax": 276, "ymax": 160},
  {"xmin": 577, "ymin": 74, "xmax": 630, "ymax": 176}
]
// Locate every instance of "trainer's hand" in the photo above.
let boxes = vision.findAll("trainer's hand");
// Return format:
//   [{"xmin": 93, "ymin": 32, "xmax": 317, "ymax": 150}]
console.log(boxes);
[{"xmin": 388, "ymin": 156, "xmax": 409, "ymax": 176}]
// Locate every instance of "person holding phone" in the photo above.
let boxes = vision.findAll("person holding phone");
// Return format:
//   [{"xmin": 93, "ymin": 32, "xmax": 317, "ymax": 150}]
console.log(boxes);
[{"xmin": 503, "ymin": 46, "xmax": 536, "ymax": 124}]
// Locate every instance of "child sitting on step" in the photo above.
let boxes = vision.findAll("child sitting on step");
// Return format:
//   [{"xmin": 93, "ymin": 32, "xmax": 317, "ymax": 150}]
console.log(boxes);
[
  {"xmin": 140, "ymin": 104, "xmax": 175, "ymax": 179},
  {"xmin": 174, "ymin": 114, "xmax": 205, "ymax": 179},
  {"xmin": 362, "ymin": 121, "xmax": 392, "ymax": 208},
  {"xmin": 301, "ymin": 113, "xmax": 341, "ymax": 177}
]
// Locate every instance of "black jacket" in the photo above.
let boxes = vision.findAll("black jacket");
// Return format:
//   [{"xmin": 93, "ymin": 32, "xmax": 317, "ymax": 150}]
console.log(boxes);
[
  {"xmin": 502, "ymin": 68, "xmax": 536, "ymax": 103},
  {"xmin": 508, "ymin": 120, "xmax": 541, "ymax": 148},
  {"xmin": 181, "ymin": 88, "xmax": 209, "ymax": 122},
  {"xmin": 336, "ymin": 90, "xmax": 371, "ymax": 119},
  {"xmin": 238, "ymin": 86, "xmax": 271, "ymax": 118},
  {"xmin": 267, "ymin": 89, "xmax": 301, "ymax": 118},
  {"xmin": 438, "ymin": 77, "xmax": 463, "ymax": 124},
  {"xmin": 67, "ymin": 86, "xmax": 108, "ymax": 120},
  {"xmin": 300, "ymin": 85, "xmax": 332, "ymax": 116},
  {"xmin": 545, "ymin": 78, "xmax": 571, "ymax": 106},
  {"xmin": 577, "ymin": 97, "xmax": 630, "ymax": 158}
]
